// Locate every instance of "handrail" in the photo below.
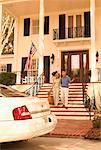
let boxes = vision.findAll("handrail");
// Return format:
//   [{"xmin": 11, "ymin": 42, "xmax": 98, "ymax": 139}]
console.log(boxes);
[
  {"xmin": 53, "ymin": 26, "xmax": 91, "ymax": 40},
  {"xmin": 25, "ymin": 73, "xmax": 44, "ymax": 96},
  {"xmin": 82, "ymin": 83, "xmax": 96, "ymax": 120}
]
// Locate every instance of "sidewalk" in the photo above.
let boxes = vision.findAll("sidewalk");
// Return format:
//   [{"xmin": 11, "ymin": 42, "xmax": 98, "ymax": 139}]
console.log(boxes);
[{"xmin": 45, "ymin": 119, "xmax": 93, "ymax": 138}]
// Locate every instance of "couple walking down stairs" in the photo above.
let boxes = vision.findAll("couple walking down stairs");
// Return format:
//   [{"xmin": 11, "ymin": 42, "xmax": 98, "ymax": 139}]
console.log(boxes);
[{"xmin": 37, "ymin": 83, "xmax": 94, "ymax": 120}]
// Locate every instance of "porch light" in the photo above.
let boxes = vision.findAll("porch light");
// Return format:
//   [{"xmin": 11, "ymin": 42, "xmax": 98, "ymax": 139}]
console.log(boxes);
[
  {"xmin": 96, "ymin": 51, "xmax": 99, "ymax": 62},
  {"xmin": 51, "ymin": 53, "xmax": 55, "ymax": 64}
]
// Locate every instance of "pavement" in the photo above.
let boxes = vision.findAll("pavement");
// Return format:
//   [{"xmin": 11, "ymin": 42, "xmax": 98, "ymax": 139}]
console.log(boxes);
[
  {"xmin": 45, "ymin": 119, "xmax": 93, "ymax": 138},
  {"xmin": 1, "ymin": 137, "xmax": 100, "ymax": 150}
]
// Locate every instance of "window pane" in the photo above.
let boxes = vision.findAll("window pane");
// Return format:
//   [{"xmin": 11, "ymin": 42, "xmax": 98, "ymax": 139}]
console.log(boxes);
[
  {"xmin": 71, "ymin": 54, "xmax": 80, "ymax": 78},
  {"xmin": 31, "ymin": 19, "xmax": 39, "ymax": 34}
]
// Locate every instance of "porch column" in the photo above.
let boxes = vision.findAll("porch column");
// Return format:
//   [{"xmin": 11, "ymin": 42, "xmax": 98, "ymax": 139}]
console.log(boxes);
[
  {"xmin": 0, "ymin": 4, "xmax": 3, "ymax": 52},
  {"xmin": 38, "ymin": 0, "xmax": 44, "ymax": 76},
  {"xmin": 90, "ymin": 0, "xmax": 97, "ymax": 82}
]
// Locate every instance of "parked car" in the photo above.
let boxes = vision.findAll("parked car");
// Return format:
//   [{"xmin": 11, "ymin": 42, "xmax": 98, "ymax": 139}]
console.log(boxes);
[{"xmin": 0, "ymin": 84, "xmax": 57, "ymax": 143}]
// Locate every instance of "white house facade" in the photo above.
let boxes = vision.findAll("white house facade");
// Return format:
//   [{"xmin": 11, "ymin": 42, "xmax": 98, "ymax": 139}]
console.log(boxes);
[{"xmin": 0, "ymin": 0, "xmax": 101, "ymax": 84}]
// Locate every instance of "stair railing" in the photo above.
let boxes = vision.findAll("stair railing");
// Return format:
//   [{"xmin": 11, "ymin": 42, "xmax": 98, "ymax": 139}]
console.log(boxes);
[
  {"xmin": 25, "ymin": 73, "xmax": 45, "ymax": 96},
  {"xmin": 82, "ymin": 83, "xmax": 96, "ymax": 120}
]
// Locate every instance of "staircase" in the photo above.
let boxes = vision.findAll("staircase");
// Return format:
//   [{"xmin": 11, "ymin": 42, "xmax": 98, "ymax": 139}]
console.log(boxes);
[
  {"xmin": 37, "ymin": 83, "xmax": 53, "ymax": 98},
  {"xmin": 37, "ymin": 83, "xmax": 94, "ymax": 120}
]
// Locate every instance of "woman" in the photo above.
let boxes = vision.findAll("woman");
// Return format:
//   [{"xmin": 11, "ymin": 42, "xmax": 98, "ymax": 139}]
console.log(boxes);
[{"xmin": 52, "ymin": 71, "xmax": 60, "ymax": 106}]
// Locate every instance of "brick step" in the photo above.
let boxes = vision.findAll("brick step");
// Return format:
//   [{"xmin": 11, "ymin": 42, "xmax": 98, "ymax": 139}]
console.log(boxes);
[
  {"xmin": 69, "ymin": 89, "xmax": 83, "ymax": 92},
  {"xmin": 68, "ymin": 97, "xmax": 83, "ymax": 100},
  {"xmin": 51, "ymin": 109, "xmax": 89, "ymax": 113},
  {"xmin": 70, "ymin": 83, "xmax": 88, "ymax": 85},
  {"xmin": 58, "ymin": 101, "xmax": 83, "ymax": 105},
  {"xmin": 52, "ymin": 111, "xmax": 94, "ymax": 116},
  {"xmin": 69, "ymin": 92, "xmax": 83, "ymax": 95},
  {"xmin": 68, "ymin": 95, "xmax": 83, "ymax": 98},
  {"xmin": 69, "ymin": 87, "xmax": 85, "ymax": 90},
  {"xmin": 39, "ymin": 89, "xmax": 51, "ymax": 92},
  {"xmin": 68, "ymin": 103, "xmax": 84, "ymax": 105},
  {"xmin": 37, "ymin": 95, "xmax": 48, "ymax": 98},
  {"xmin": 51, "ymin": 107, "xmax": 87, "ymax": 111},
  {"xmin": 69, "ymin": 84, "xmax": 88, "ymax": 86},
  {"xmin": 43, "ymin": 83, "xmax": 52, "ymax": 86},
  {"xmin": 41, "ymin": 86, "xmax": 52, "ymax": 89},
  {"xmin": 55, "ymin": 116, "xmax": 93, "ymax": 120},
  {"xmin": 37, "ymin": 92, "xmax": 48, "ymax": 95},
  {"xmin": 51, "ymin": 104, "xmax": 85, "ymax": 108},
  {"xmin": 66, "ymin": 101, "xmax": 83, "ymax": 104},
  {"xmin": 69, "ymin": 86, "xmax": 83, "ymax": 89}
]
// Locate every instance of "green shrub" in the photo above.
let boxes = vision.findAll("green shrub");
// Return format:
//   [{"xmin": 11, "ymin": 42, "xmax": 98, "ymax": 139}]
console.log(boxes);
[
  {"xmin": 93, "ymin": 115, "xmax": 101, "ymax": 128},
  {"xmin": 0, "ymin": 72, "xmax": 16, "ymax": 86}
]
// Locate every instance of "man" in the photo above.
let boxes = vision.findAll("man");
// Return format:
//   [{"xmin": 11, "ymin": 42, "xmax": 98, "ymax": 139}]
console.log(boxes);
[{"xmin": 60, "ymin": 71, "xmax": 71, "ymax": 108}]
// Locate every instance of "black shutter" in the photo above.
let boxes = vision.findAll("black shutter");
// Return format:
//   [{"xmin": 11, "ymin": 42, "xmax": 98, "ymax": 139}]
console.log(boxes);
[
  {"xmin": 59, "ymin": 14, "xmax": 65, "ymax": 39},
  {"xmin": 84, "ymin": 12, "xmax": 91, "ymax": 37},
  {"xmin": 24, "ymin": 18, "xmax": 30, "ymax": 36},
  {"xmin": 44, "ymin": 16, "xmax": 49, "ymax": 34},
  {"xmin": 44, "ymin": 56, "xmax": 50, "ymax": 83},
  {"xmin": 7, "ymin": 64, "xmax": 12, "ymax": 72}
]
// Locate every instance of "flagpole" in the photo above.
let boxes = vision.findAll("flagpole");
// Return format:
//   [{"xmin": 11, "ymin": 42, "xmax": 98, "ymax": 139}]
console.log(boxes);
[{"xmin": 38, "ymin": 0, "xmax": 44, "ymax": 77}]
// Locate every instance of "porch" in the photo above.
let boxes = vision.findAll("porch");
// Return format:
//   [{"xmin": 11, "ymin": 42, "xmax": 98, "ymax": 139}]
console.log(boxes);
[{"xmin": 0, "ymin": 0, "xmax": 101, "ymax": 84}]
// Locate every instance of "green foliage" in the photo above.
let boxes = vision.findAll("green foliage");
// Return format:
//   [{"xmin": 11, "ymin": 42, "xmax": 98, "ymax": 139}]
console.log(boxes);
[
  {"xmin": 0, "ymin": 72, "xmax": 16, "ymax": 86},
  {"xmin": 93, "ymin": 113, "xmax": 101, "ymax": 128}
]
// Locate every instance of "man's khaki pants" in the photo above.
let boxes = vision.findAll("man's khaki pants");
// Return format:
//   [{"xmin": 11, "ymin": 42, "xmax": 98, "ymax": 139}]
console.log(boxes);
[{"xmin": 61, "ymin": 87, "xmax": 69, "ymax": 107}]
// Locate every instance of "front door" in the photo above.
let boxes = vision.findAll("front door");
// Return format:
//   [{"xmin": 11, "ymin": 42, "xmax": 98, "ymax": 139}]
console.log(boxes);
[
  {"xmin": 61, "ymin": 51, "xmax": 89, "ymax": 82},
  {"xmin": 44, "ymin": 56, "xmax": 50, "ymax": 83}
]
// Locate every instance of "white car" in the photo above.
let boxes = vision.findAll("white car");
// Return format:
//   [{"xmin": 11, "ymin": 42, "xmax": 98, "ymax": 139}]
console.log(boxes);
[{"xmin": 0, "ymin": 84, "xmax": 57, "ymax": 143}]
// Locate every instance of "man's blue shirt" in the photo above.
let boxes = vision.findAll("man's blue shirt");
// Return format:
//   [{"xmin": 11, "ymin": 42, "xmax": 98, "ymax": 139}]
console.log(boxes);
[{"xmin": 61, "ymin": 76, "xmax": 71, "ymax": 88}]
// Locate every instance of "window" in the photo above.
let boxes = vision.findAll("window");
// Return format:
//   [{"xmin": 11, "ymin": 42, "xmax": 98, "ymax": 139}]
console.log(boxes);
[
  {"xmin": 27, "ymin": 59, "xmax": 39, "ymax": 78},
  {"xmin": 31, "ymin": 20, "xmax": 39, "ymax": 34},
  {"xmin": 44, "ymin": 16, "xmax": 49, "ymax": 34},
  {"xmin": 24, "ymin": 18, "xmax": 30, "ymax": 36},
  {"xmin": 68, "ymin": 16, "xmax": 73, "ymax": 38},
  {"xmin": 76, "ymin": 15, "xmax": 82, "ymax": 37},
  {"xmin": 0, "ymin": 64, "xmax": 7, "ymax": 72}
]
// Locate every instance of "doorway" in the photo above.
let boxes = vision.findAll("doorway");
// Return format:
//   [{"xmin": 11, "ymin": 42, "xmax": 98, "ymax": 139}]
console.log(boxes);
[
  {"xmin": 44, "ymin": 56, "xmax": 50, "ymax": 83},
  {"xmin": 61, "ymin": 51, "xmax": 89, "ymax": 82}
]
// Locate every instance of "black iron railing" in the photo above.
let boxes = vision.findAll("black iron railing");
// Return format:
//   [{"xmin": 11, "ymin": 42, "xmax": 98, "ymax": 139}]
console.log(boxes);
[
  {"xmin": 53, "ymin": 26, "xmax": 90, "ymax": 40},
  {"xmin": 82, "ymin": 83, "xmax": 96, "ymax": 120}
]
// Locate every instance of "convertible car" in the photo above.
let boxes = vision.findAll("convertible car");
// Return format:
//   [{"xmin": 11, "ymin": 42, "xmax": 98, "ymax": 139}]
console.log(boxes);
[{"xmin": 0, "ymin": 84, "xmax": 57, "ymax": 143}]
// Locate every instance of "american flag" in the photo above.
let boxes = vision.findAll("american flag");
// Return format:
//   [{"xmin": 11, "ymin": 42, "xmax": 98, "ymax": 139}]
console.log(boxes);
[{"xmin": 24, "ymin": 42, "xmax": 37, "ymax": 71}]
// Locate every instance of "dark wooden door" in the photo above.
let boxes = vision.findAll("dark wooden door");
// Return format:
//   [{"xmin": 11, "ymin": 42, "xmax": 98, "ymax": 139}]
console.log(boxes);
[
  {"xmin": 44, "ymin": 56, "xmax": 50, "ymax": 83},
  {"xmin": 59, "ymin": 14, "xmax": 65, "ymax": 39},
  {"xmin": 61, "ymin": 51, "xmax": 89, "ymax": 82},
  {"xmin": 84, "ymin": 12, "xmax": 91, "ymax": 37},
  {"xmin": 7, "ymin": 64, "xmax": 12, "ymax": 72}
]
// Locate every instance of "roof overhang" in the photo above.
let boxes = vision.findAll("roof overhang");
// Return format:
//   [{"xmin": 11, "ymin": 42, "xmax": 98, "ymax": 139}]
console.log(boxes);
[{"xmin": 0, "ymin": 0, "xmax": 93, "ymax": 17}]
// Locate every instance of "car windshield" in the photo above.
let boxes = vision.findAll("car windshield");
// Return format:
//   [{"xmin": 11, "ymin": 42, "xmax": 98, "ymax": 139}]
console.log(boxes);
[{"xmin": 0, "ymin": 85, "xmax": 26, "ymax": 97}]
